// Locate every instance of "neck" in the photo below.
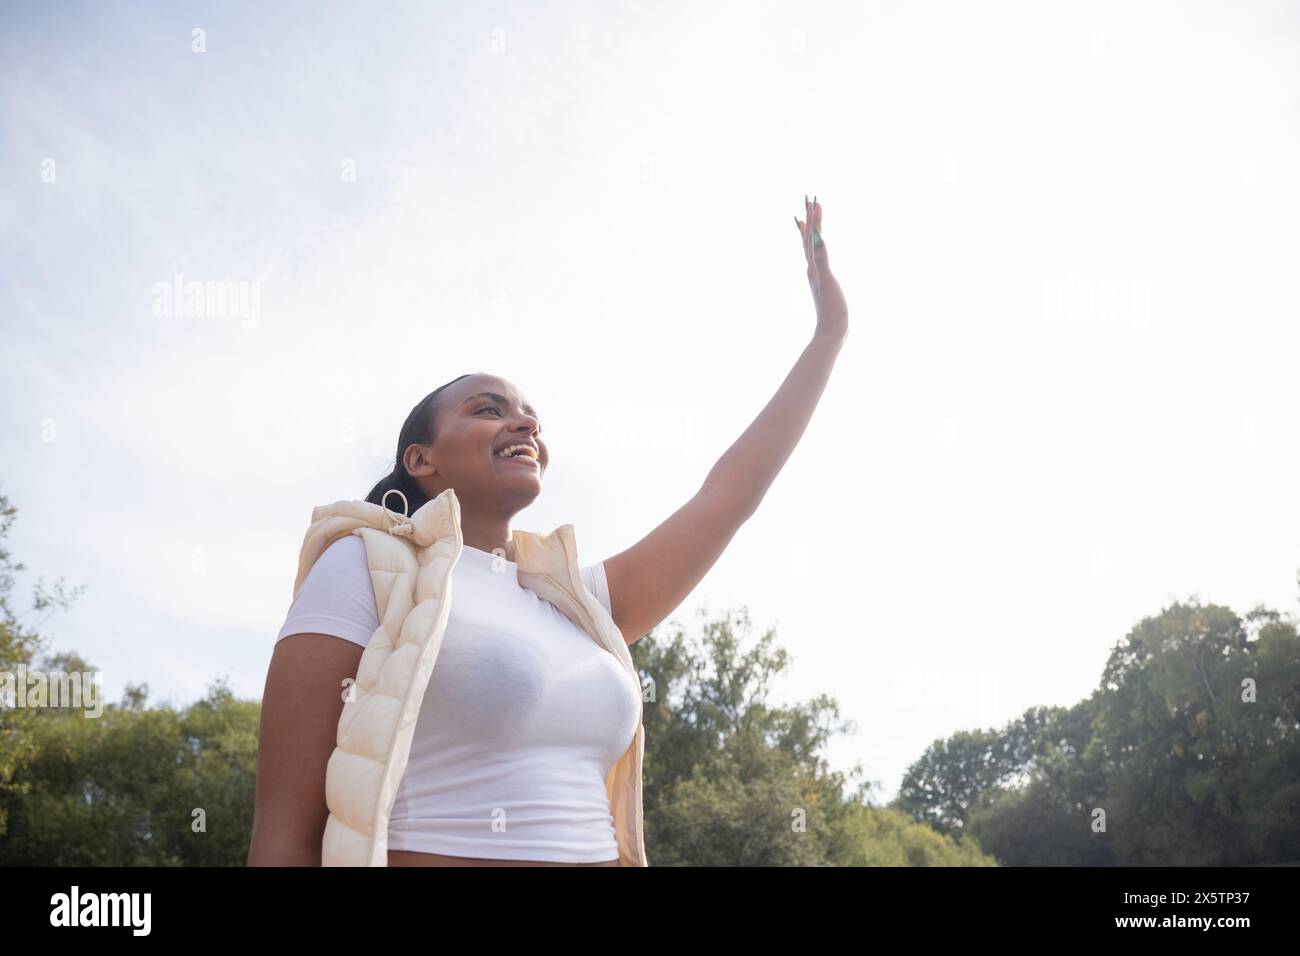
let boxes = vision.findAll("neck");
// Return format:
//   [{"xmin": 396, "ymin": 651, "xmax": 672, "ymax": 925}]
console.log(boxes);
[{"xmin": 458, "ymin": 512, "xmax": 515, "ymax": 562}]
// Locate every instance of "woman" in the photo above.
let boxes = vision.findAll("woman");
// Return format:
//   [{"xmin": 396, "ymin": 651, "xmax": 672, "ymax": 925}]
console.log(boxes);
[{"xmin": 247, "ymin": 197, "xmax": 847, "ymax": 866}]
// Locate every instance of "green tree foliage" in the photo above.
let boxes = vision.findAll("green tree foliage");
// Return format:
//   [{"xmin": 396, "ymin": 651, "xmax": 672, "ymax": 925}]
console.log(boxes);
[
  {"xmin": 0, "ymin": 490, "xmax": 260, "ymax": 864},
  {"xmin": 0, "ymin": 675, "xmax": 261, "ymax": 866},
  {"xmin": 893, "ymin": 595, "xmax": 1300, "ymax": 865},
  {"xmin": 632, "ymin": 606, "xmax": 995, "ymax": 866},
  {"xmin": 0, "ymin": 488, "xmax": 86, "ymax": 838},
  {"xmin": 826, "ymin": 805, "xmax": 997, "ymax": 866}
]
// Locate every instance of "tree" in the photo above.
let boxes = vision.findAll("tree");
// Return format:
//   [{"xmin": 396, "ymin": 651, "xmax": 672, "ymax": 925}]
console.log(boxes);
[
  {"xmin": 0, "ymin": 487, "xmax": 86, "ymax": 838},
  {"xmin": 632, "ymin": 604, "xmax": 995, "ymax": 865},
  {"xmin": 893, "ymin": 594, "xmax": 1300, "ymax": 866}
]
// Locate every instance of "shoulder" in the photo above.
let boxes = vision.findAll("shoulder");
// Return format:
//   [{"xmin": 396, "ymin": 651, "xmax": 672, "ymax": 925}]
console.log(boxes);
[
  {"xmin": 320, "ymin": 533, "xmax": 366, "ymax": 563},
  {"xmin": 276, "ymin": 534, "xmax": 379, "ymax": 649},
  {"xmin": 295, "ymin": 534, "xmax": 365, "ymax": 587}
]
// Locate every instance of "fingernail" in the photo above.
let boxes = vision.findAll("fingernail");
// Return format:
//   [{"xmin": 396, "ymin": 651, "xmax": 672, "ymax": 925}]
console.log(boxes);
[
  {"xmin": 813, "ymin": 195, "xmax": 817, "ymax": 206},
  {"xmin": 812, "ymin": 228, "xmax": 823, "ymax": 248},
  {"xmin": 804, "ymin": 194, "xmax": 808, "ymax": 207}
]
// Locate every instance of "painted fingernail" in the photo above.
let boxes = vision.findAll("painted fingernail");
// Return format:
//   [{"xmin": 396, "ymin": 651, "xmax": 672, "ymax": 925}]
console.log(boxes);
[
  {"xmin": 813, "ymin": 195, "xmax": 817, "ymax": 206},
  {"xmin": 812, "ymin": 228, "xmax": 823, "ymax": 248},
  {"xmin": 804, "ymin": 194, "xmax": 808, "ymax": 207}
]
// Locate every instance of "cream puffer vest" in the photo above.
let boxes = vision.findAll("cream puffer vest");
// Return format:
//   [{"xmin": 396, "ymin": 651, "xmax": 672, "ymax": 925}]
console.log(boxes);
[{"xmin": 286, "ymin": 488, "xmax": 648, "ymax": 867}]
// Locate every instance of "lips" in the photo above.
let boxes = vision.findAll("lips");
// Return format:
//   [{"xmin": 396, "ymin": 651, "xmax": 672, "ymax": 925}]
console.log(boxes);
[
  {"xmin": 494, "ymin": 448, "xmax": 541, "ymax": 471},
  {"xmin": 494, "ymin": 440, "xmax": 539, "ymax": 457}
]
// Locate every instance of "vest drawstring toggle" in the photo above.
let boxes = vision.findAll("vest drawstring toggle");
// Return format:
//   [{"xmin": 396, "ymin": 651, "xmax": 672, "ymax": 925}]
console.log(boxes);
[{"xmin": 379, "ymin": 488, "xmax": 415, "ymax": 538}]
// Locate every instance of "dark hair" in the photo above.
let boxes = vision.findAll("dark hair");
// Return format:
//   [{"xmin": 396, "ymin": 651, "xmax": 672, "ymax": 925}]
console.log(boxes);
[{"xmin": 365, "ymin": 373, "xmax": 477, "ymax": 514}]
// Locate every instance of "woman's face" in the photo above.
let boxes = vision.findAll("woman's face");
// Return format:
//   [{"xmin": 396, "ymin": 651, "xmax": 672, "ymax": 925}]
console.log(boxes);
[{"xmin": 405, "ymin": 374, "xmax": 548, "ymax": 512}]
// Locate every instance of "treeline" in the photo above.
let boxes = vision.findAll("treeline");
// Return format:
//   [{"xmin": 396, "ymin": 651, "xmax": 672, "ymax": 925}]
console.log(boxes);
[
  {"xmin": 890, "ymin": 597, "xmax": 1300, "ymax": 865},
  {"xmin": 2, "ymin": 488, "xmax": 1294, "ymax": 865}
]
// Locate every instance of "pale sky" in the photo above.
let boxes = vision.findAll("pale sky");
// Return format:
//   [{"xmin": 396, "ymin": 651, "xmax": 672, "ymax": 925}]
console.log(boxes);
[{"xmin": 3, "ymin": 0, "xmax": 1298, "ymax": 805}]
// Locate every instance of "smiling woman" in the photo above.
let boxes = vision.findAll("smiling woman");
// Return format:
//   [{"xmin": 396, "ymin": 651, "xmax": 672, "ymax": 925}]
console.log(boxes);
[
  {"xmin": 249, "ymin": 371, "xmax": 641, "ymax": 867},
  {"xmin": 248, "ymin": 199, "xmax": 848, "ymax": 868}
]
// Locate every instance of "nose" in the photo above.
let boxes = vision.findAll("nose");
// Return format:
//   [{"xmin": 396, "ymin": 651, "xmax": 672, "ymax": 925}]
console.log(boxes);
[{"xmin": 511, "ymin": 412, "xmax": 540, "ymax": 436}]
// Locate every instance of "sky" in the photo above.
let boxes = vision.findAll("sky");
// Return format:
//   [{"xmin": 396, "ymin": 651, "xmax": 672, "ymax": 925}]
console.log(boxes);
[{"xmin": 2, "ymin": 0, "xmax": 1298, "ymax": 806}]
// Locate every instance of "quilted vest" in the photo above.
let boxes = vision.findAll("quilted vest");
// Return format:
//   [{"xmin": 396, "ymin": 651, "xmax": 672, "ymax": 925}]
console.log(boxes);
[{"xmin": 286, "ymin": 488, "xmax": 648, "ymax": 867}]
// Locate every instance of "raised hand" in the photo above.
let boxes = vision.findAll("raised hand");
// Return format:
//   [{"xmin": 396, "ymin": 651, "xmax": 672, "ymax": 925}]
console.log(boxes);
[{"xmin": 794, "ymin": 195, "xmax": 848, "ymax": 341}]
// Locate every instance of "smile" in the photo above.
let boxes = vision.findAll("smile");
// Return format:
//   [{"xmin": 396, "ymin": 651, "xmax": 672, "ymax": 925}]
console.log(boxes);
[{"xmin": 499, "ymin": 455, "xmax": 540, "ymax": 468}]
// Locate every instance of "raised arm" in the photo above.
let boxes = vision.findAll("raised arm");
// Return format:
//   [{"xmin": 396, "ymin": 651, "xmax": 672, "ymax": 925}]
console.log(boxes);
[{"xmin": 603, "ymin": 197, "xmax": 848, "ymax": 645}]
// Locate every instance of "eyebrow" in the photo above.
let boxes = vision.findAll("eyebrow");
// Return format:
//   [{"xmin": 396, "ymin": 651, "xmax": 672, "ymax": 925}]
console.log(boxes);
[{"xmin": 460, "ymin": 392, "xmax": 539, "ymax": 419}]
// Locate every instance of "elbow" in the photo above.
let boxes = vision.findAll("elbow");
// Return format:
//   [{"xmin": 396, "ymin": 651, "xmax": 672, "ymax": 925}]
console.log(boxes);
[{"xmin": 700, "ymin": 478, "xmax": 762, "ymax": 524}]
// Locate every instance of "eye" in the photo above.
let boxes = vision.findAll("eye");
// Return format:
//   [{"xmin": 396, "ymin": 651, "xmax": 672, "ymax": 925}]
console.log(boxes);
[{"xmin": 477, "ymin": 403, "xmax": 542, "ymax": 433}]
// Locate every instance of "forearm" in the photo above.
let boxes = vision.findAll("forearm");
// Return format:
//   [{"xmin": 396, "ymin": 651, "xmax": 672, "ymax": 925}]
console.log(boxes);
[
  {"xmin": 246, "ymin": 815, "xmax": 324, "ymax": 866},
  {"xmin": 703, "ymin": 330, "xmax": 846, "ymax": 514}
]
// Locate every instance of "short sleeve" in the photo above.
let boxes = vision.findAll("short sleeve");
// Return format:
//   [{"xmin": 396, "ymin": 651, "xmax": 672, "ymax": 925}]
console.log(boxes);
[
  {"xmin": 579, "ymin": 561, "xmax": 613, "ymax": 617},
  {"xmin": 276, "ymin": 535, "xmax": 380, "ymax": 648}
]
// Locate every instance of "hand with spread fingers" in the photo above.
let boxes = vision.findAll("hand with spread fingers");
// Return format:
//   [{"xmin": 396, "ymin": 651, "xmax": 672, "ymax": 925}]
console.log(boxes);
[{"xmin": 794, "ymin": 195, "xmax": 848, "ymax": 342}]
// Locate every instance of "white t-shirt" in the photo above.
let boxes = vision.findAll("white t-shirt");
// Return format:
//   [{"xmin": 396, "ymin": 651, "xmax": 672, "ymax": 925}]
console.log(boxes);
[{"xmin": 275, "ymin": 534, "xmax": 639, "ymax": 863}]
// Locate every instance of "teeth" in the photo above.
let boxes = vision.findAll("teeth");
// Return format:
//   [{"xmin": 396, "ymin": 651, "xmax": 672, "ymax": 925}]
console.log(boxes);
[{"xmin": 496, "ymin": 444, "xmax": 538, "ymax": 460}]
